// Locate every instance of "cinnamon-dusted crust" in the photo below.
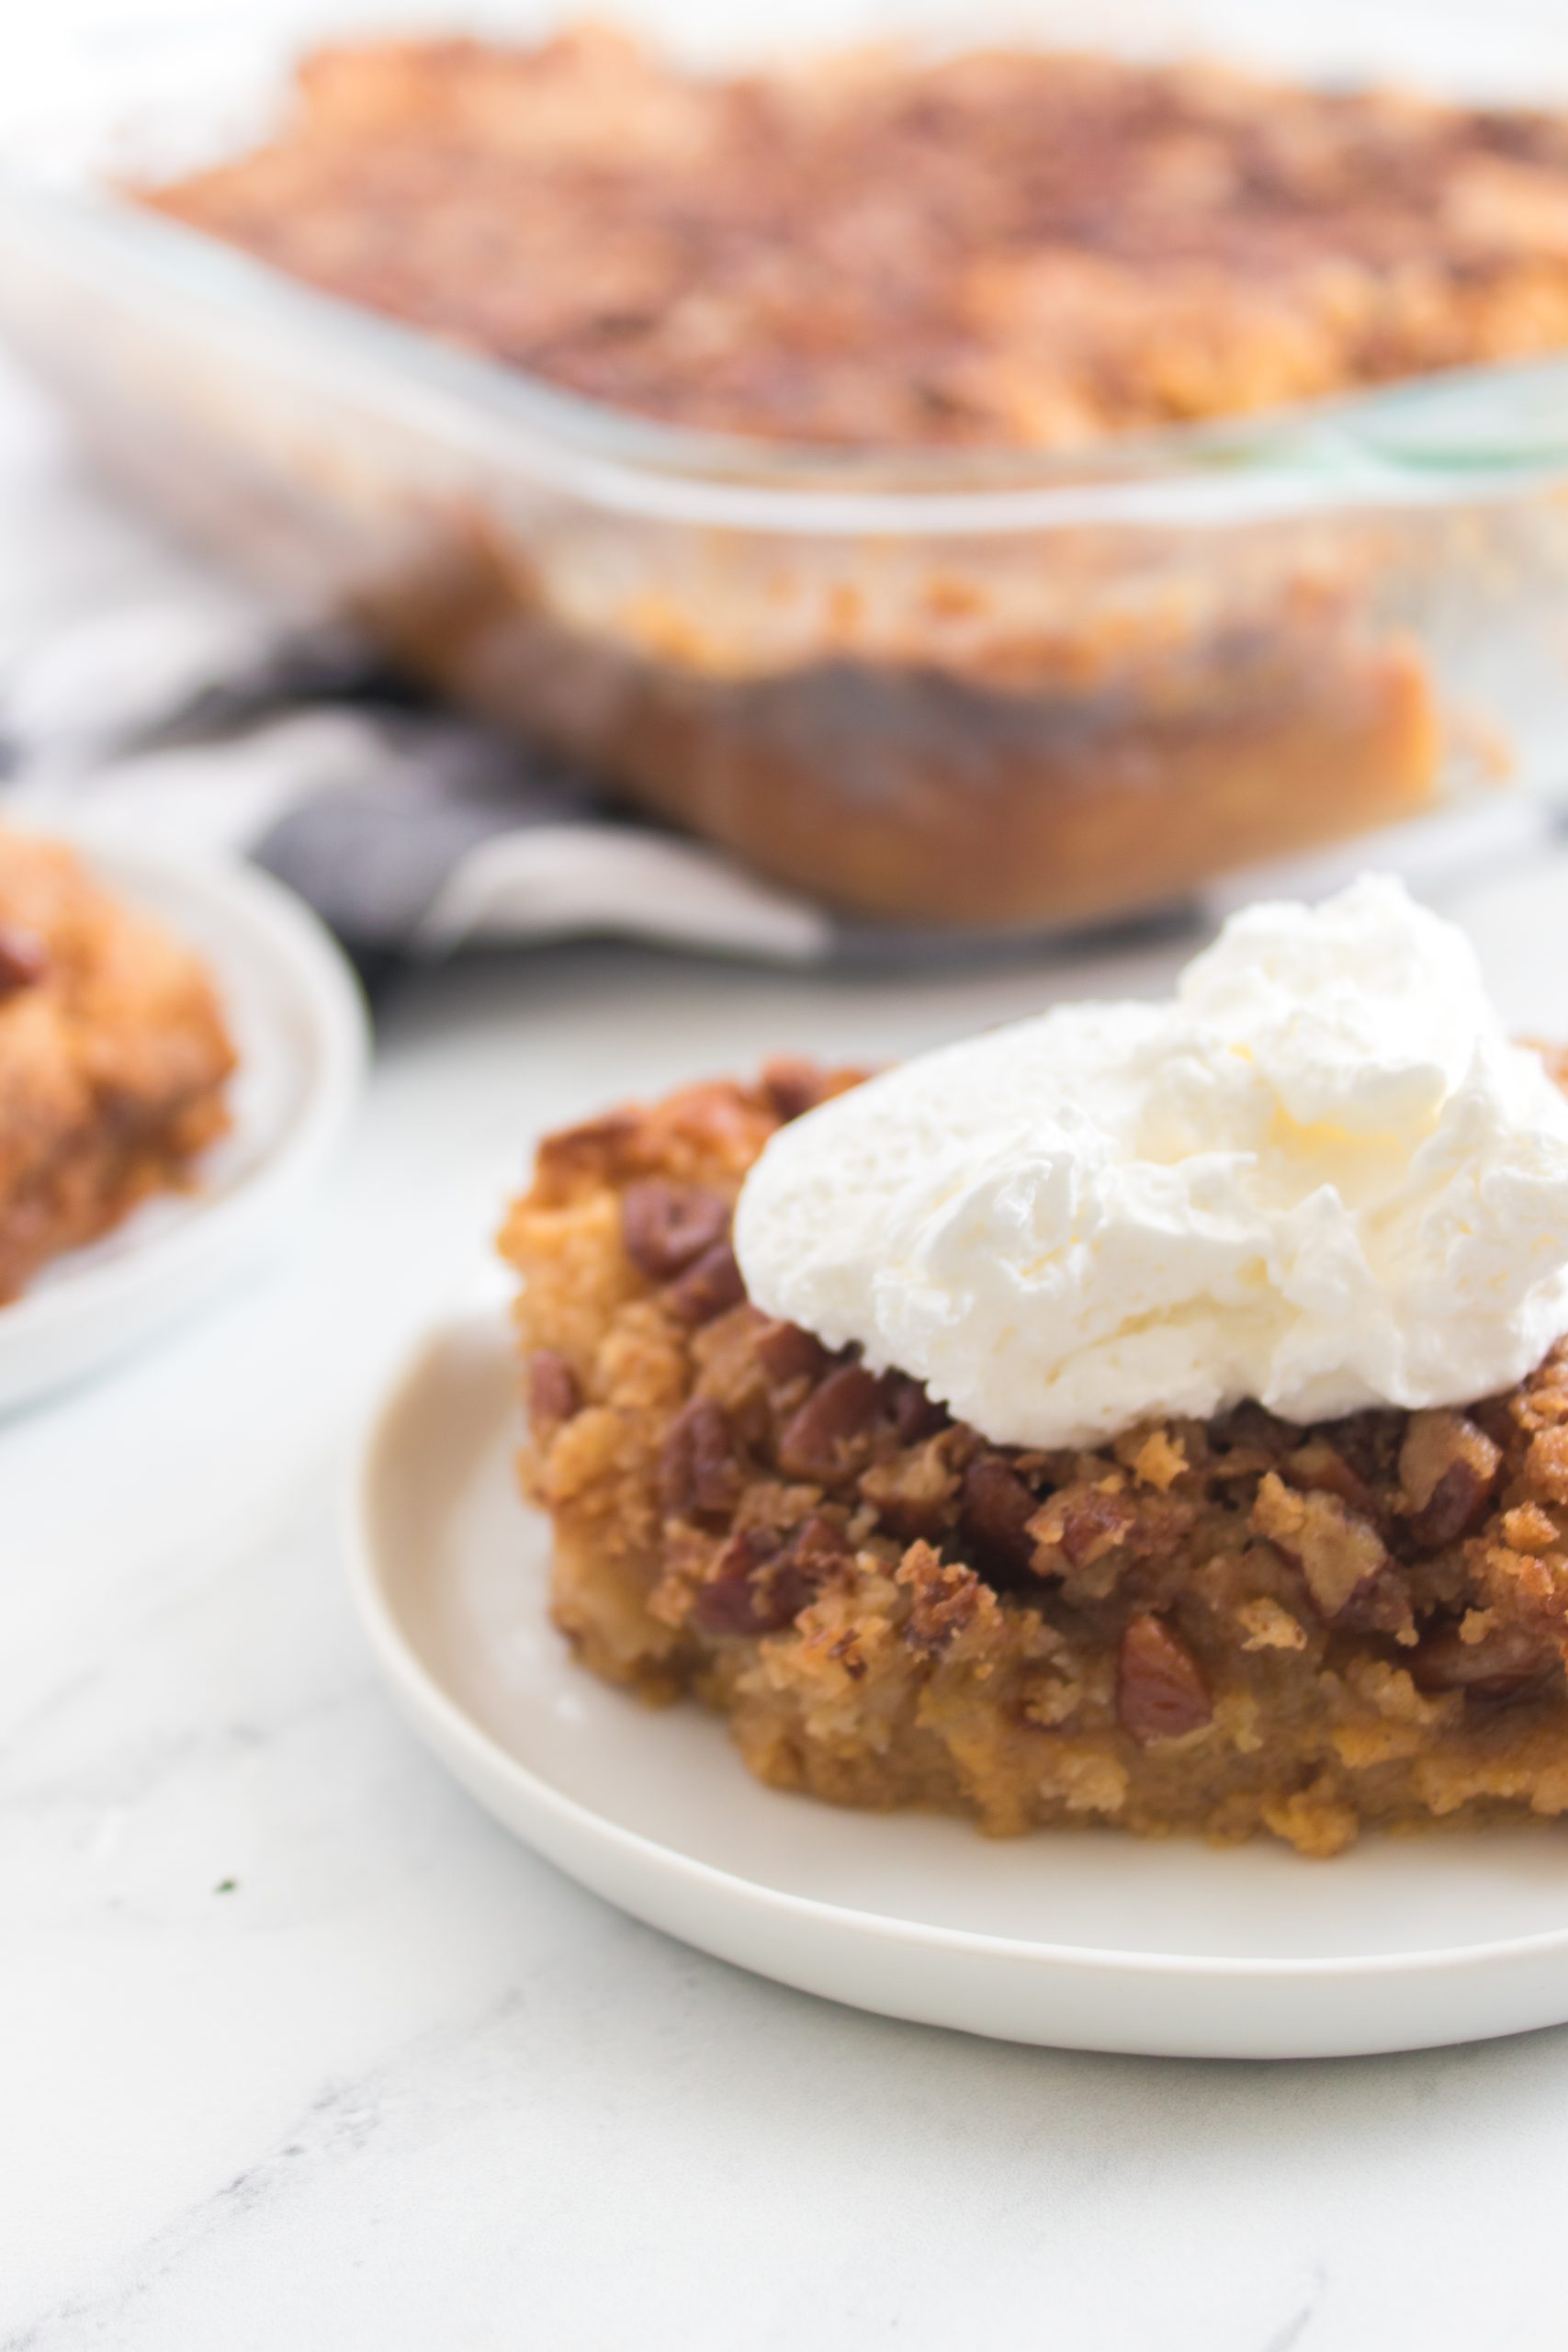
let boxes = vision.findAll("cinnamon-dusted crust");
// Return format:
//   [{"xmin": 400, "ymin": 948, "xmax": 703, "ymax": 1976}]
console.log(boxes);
[
  {"xmin": 0, "ymin": 829, "xmax": 236, "ymax": 1300},
  {"xmin": 501, "ymin": 1057, "xmax": 1568, "ymax": 1857},
  {"xmin": 145, "ymin": 28, "xmax": 1568, "ymax": 450}
]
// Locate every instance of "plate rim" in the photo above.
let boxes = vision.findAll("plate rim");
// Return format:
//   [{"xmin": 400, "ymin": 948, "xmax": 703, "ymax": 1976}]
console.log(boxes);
[
  {"xmin": 345, "ymin": 1310, "xmax": 1568, "ymax": 1991},
  {"xmin": 0, "ymin": 830, "xmax": 367, "ymax": 1380}
]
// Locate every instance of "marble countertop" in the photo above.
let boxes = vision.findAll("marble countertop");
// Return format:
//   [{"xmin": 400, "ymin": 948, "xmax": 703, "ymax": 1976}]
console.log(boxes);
[{"xmin": 8, "ymin": 886, "xmax": 1568, "ymax": 2352}]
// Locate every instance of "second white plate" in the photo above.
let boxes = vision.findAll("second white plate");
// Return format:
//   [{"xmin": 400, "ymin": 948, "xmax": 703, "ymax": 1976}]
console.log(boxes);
[
  {"xmin": 0, "ymin": 836, "xmax": 367, "ymax": 1412},
  {"xmin": 349, "ymin": 1313, "xmax": 1568, "ymax": 2060}
]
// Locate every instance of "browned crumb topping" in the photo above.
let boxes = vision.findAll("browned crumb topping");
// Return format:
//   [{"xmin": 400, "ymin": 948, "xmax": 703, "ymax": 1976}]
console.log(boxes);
[
  {"xmin": 502, "ymin": 1057, "xmax": 1568, "ymax": 1856},
  {"xmin": 142, "ymin": 28, "xmax": 1568, "ymax": 450},
  {"xmin": 0, "ymin": 828, "xmax": 236, "ymax": 1300}
]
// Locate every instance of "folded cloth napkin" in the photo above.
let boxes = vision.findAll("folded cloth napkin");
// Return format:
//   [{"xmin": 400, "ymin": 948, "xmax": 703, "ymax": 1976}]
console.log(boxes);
[
  {"xmin": 1, "ymin": 600, "xmax": 844, "ymax": 965},
  {"xmin": 0, "ymin": 356, "xmax": 1552, "ymax": 968},
  {"xmin": 0, "ymin": 357, "xmax": 872, "ymax": 964}
]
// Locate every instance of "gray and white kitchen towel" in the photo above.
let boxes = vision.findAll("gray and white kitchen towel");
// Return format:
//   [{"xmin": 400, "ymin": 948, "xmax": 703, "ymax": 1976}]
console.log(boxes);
[{"xmin": 0, "ymin": 357, "xmax": 1551, "ymax": 968}]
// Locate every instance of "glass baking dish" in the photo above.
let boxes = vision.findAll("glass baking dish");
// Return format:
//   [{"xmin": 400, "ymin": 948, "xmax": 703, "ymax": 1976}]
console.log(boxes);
[{"xmin": 5, "ymin": 0, "xmax": 1568, "ymax": 931}]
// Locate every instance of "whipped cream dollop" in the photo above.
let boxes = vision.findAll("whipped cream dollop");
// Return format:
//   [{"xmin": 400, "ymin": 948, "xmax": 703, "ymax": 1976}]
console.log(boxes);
[{"xmin": 734, "ymin": 877, "xmax": 1568, "ymax": 1449}]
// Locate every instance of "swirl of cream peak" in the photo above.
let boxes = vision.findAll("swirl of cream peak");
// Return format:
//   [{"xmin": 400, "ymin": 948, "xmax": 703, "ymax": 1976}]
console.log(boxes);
[{"xmin": 734, "ymin": 876, "xmax": 1568, "ymax": 1449}]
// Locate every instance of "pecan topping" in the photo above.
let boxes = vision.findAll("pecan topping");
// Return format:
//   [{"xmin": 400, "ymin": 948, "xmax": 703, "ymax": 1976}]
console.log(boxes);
[
  {"xmin": 860, "ymin": 1435, "xmax": 955, "ymax": 1540},
  {"xmin": 1409, "ymin": 1617, "xmax": 1561, "ymax": 1700},
  {"xmin": 1032, "ymin": 1482, "xmax": 1138, "ymax": 1572},
  {"xmin": 789, "ymin": 1511, "xmax": 854, "ymax": 1580},
  {"xmin": 0, "ymin": 922, "xmax": 49, "ymax": 1000},
  {"xmin": 1284, "ymin": 1436, "xmax": 1380, "ymax": 1522},
  {"xmin": 827, "ymin": 1630, "xmax": 868, "ymax": 1679},
  {"xmin": 690, "ymin": 1513, "xmax": 848, "ymax": 1636},
  {"xmin": 659, "ymin": 1396, "xmax": 740, "ymax": 1519},
  {"xmin": 1253, "ymin": 1470, "xmax": 1388, "ymax": 1621},
  {"xmin": 959, "ymin": 1453, "xmax": 1039, "ymax": 1582},
  {"xmin": 753, "ymin": 1318, "xmax": 830, "ymax": 1387},
  {"xmin": 663, "ymin": 1239, "xmax": 746, "ymax": 1327},
  {"xmin": 899, "ymin": 1544, "xmax": 986, "ymax": 1656},
  {"xmin": 691, "ymin": 1534, "xmax": 784, "ymax": 1636},
  {"xmin": 621, "ymin": 1179, "xmax": 729, "ymax": 1280},
  {"xmin": 1399, "ymin": 1410, "xmax": 1501, "ymax": 1548},
  {"xmin": 883, "ymin": 1371, "xmax": 948, "ymax": 1443},
  {"xmin": 527, "ymin": 1349, "xmax": 581, "ymax": 1430},
  {"xmin": 690, "ymin": 1566, "xmax": 773, "ymax": 1636},
  {"xmin": 1115, "ymin": 1614, "xmax": 1213, "ymax": 1744},
  {"xmin": 760, "ymin": 1057, "xmax": 834, "ymax": 1124},
  {"xmin": 777, "ymin": 1363, "xmax": 882, "ymax": 1482},
  {"xmin": 691, "ymin": 1532, "xmax": 801, "ymax": 1636},
  {"xmin": 1213, "ymin": 1400, "xmax": 1283, "ymax": 1469}
]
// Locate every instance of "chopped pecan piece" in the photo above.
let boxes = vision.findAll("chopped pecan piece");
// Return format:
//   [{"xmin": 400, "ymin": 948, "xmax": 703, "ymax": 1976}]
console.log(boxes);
[
  {"xmin": 860, "ymin": 1434, "xmax": 956, "ymax": 1539},
  {"xmin": 1285, "ymin": 1436, "xmax": 1379, "ymax": 1521},
  {"xmin": 621, "ymin": 1179, "xmax": 729, "ymax": 1280},
  {"xmin": 883, "ymin": 1371, "xmax": 948, "ymax": 1442},
  {"xmin": 753, "ymin": 1318, "xmax": 830, "ymax": 1387},
  {"xmin": 690, "ymin": 1566, "xmax": 776, "ymax": 1637},
  {"xmin": 898, "ymin": 1543, "xmax": 987, "ymax": 1656},
  {"xmin": 1116, "ymin": 1614, "xmax": 1213, "ymax": 1744},
  {"xmin": 959, "ymin": 1453, "xmax": 1040, "ymax": 1583},
  {"xmin": 1399, "ymin": 1410, "xmax": 1501, "ymax": 1548},
  {"xmin": 691, "ymin": 1528, "xmax": 812, "ymax": 1636},
  {"xmin": 760, "ymin": 1057, "xmax": 835, "ymax": 1124},
  {"xmin": 1032, "ymin": 1482, "xmax": 1138, "ymax": 1572},
  {"xmin": 1253, "ymin": 1470, "xmax": 1387, "ymax": 1621},
  {"xmin": 691, "ymin": 1512, "xmax": 849, "ymax": 1636},
  {"xmin": 663, "ymin": 1239, "xmax": 746, "ymax": 1326},
  {"xmin": 1213, "ymin": 1400, "xmax": 1287, "ymax": 1474},
  {"xmin": 777, "ymin": 1363, "xmax": 882, "ymax": 1482},
  {"xmin": 526, "ymin": 1349, "xmax": 581, "ymax": 1430},
  {"xmin": 659, "ymin": 1396, "xmax": 741, "ymax": 1519},
  {"xmin": 788, "ymin": 1511, "xmax": 854, "ymax": 1580},
  {"xmin": 0, "ymin": 922, "xmax": 48, "ymax": 1000},
  {"xmin": 1408, "ymin": 1616, "xmax": 1561, "ymax": 1700}
]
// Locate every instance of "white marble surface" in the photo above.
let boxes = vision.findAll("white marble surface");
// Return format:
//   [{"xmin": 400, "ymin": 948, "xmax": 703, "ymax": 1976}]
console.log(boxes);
[{"xmin": 7, "ymin": 884, "xmax": 1568, "ymax": 2351}]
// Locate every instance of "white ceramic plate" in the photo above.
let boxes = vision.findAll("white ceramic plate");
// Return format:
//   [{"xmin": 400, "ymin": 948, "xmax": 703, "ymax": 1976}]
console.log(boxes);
[
  {"xmin": 0, "ymin": 837, "xmax": 367, "ymax": 1411},
  {"xmin": 349, "ymin": 1313, "xmax": 1568, "ymax": 2060}
]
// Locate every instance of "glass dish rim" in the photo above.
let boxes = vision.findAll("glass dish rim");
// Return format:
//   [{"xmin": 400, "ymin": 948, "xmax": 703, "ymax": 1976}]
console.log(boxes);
[{"xmin": 9, "ymin": 172, "xmax": 1568, "ymax": 537}]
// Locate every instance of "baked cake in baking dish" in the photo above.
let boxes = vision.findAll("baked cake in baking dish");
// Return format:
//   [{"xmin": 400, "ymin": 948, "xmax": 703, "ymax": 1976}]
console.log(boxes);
[
  {"xmin": 145, "ymin": 28, "xmax": 1568, "ymax": 451},
  {"xmin": 0, "ymin": 828, "xmax": 235, "ymax": 1301},
  {"xmin": 130, "ymin": 28, "xmax": 1506, "ymax": 930},
  {"xmin": 502, "ymin": 880, "xmax": 1568, "ymax": 1855}
]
